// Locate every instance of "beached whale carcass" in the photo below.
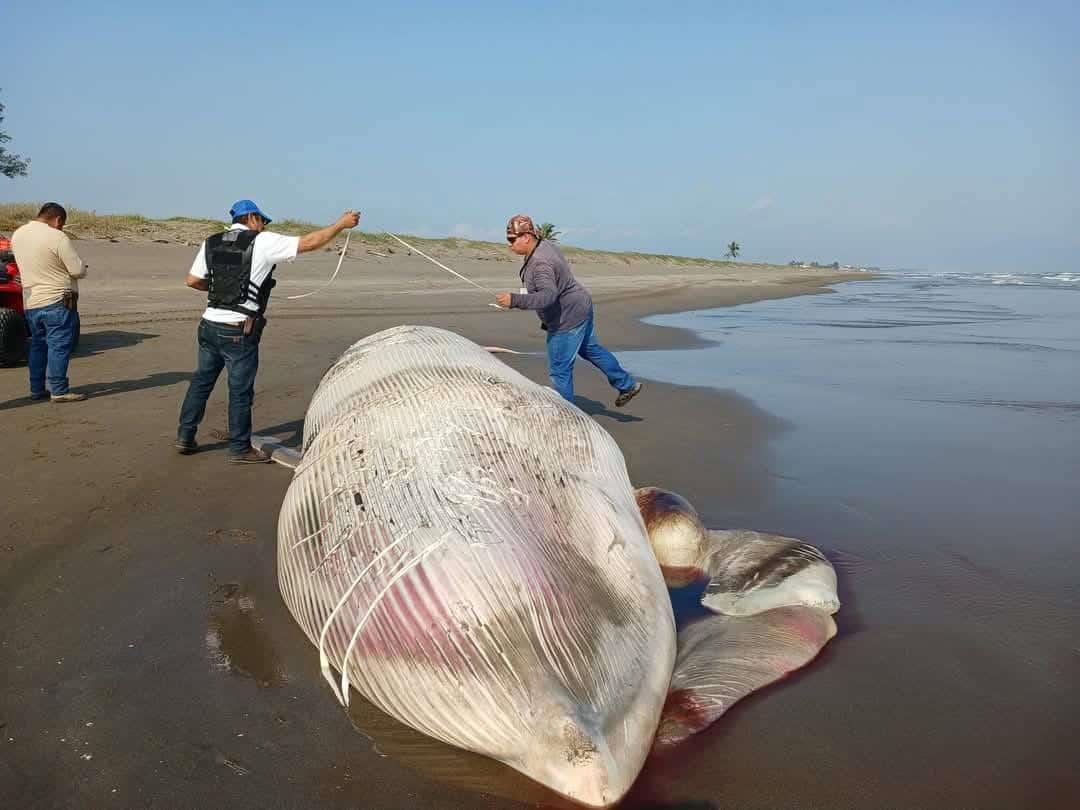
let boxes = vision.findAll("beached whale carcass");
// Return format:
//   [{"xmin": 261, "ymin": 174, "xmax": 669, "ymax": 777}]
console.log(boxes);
[{"xmin": 277, "ymin": 325, "xmax": 839, "ymax": 807}]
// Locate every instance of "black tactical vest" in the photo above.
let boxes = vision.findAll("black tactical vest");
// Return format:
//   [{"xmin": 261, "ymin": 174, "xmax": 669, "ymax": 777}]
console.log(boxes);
[{"xmin": 205, "ymin": 229, "xmax": 277, "ymax": 316}]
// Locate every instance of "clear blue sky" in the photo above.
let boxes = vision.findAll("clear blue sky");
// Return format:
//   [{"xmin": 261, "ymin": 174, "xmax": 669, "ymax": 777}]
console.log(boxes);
[{"xmin": 3, "ymin": 1, "xmax": 1077, "ymax": 271}]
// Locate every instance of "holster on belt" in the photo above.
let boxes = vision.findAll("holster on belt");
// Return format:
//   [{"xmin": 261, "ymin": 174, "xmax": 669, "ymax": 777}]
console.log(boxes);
[
  {"xmin": 242, "ymin": 315, "xmax": 267, "ymax": 338},
  {"xmin": 62, "ymin": 290, "xmax": 79, "ymax": 312}
]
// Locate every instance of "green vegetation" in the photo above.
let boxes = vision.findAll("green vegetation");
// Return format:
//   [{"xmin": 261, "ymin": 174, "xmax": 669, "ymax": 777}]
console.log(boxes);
[
  {"xmin": 0, "ymin": 202, "xmax": 820, "ymax": 272},
  {"xmin": 536, "ymin": 222, "xmax": 561, "ymax": 241},
  {"xmin": 0, "ymin": 203, "xmax": 224, "ymax": 241},
  {"xmin": 724, "ymin": 241, "xmax": 740, "ymax": 260},
  {"xmin": 0, "ymin": 92, "xmax": 30, "ymax": 179}
]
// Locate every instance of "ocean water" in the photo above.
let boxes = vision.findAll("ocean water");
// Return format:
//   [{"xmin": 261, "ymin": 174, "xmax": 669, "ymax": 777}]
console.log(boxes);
[{"xmin": 617, "ymin": 270, "xmax": 1080, "ymax": 807}]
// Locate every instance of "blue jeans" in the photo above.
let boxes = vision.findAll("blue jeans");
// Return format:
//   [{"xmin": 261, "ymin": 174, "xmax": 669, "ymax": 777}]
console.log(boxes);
[
  {"xmin": 545, "ymin": 310, "xmax": 635, "ymax": 402},
  {"xmin": 177, "ymin": 319, "xmax": 261, "ymax": 454},
  {"xmin": 26, "ymin": 301, "xmax": 77, "ymax": 396}
]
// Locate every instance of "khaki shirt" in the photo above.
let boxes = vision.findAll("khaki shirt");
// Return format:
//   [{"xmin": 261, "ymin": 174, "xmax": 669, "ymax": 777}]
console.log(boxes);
[{"xmin": 11, "ymin": 220, "xmax": 87, "ymax": 309}]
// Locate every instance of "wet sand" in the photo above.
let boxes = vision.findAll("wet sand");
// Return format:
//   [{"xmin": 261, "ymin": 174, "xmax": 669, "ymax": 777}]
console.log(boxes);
[
  {"xmin": 1, "ymin": 240, "xmax": 861, "ymax": 808},
  {"xmin": 621, "ymin": 282, "xmax": 1080, "ymax": 809}
]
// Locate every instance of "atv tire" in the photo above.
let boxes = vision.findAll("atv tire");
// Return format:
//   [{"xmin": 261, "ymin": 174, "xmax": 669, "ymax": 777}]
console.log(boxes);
[{"xmin": 0, "ymin": 306, "xmax": 28, "ymax": 367}]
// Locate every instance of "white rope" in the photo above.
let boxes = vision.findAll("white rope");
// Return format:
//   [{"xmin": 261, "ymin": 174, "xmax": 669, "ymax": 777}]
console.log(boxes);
[
  {"xmin": 483, "ymin": 346, "xmax": 544, "ymax": 356},
  {"xmin": 284, "ymin": 228, "xmax": 505, "ymax": 308},
  {"xmin": 338, "ymin": 531, "xmax": 453, "ymax": 707},
  {"xmin": 286, "ymin": 230, "xmax": 352, "ymax": 300},
  {"xmin": 386, "ymin": 233, "xmax": 505, "ymax": 308},
  {"xmin": 317, "ymin": 529, "xmax": 416, "ymax": 705}
]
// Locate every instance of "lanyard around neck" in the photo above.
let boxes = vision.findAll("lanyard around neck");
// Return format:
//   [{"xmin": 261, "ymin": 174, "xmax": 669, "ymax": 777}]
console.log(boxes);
[{"xmin": 519, "ymin": 238, "xmax": 543, "ymax": 284}]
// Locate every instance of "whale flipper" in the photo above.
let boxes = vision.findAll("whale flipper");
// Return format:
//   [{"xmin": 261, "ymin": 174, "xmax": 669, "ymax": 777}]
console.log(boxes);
[
  {"xmin": 656, "ymin": 606, "xmax": 836, "ymax": 747},
  {"xmin": 700, "ymin": 530, "xmax": 840, "ymax": 616}
]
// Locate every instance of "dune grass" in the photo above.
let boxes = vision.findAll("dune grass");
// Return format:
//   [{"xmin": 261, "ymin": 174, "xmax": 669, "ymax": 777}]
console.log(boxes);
[
  {"xmin": 0, "ymin": 202, "xmax": 774, "ymax": 269},
  {"xmin": 0, "ymin": 203, "xmax": 224, "ymax": 241}
]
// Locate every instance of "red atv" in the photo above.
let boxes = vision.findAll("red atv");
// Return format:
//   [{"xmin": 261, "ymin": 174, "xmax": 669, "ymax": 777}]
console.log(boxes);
[
  {"xmin": 0, "ymin": 235, "xmax": 81, "ymax": 366},
  {"xmin": 0, "ymin": 236, "xmax": 28, "ymax": 366}
]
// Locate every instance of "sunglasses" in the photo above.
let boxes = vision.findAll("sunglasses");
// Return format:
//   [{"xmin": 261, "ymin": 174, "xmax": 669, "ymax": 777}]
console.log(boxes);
[{"xmin": 507, "ymin": 233, "xmax": 528, "ymax": 244}]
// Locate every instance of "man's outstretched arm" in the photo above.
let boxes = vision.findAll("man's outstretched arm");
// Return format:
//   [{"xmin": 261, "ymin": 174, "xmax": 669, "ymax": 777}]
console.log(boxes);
[{"xmin": 297, "ymin": 211, "xmax": 361, "ymax": 254}]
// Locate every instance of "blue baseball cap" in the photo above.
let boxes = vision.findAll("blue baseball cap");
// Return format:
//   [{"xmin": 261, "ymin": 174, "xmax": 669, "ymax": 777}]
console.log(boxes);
[{"xmin": 228, "ymin": 199, "xmax": 272, "ymax": 223}]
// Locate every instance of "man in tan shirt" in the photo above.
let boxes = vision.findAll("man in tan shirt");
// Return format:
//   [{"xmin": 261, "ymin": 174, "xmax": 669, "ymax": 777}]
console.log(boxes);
[{"xmin": 11, "ymin": 202, "xmax": 87, "ymax": 402}]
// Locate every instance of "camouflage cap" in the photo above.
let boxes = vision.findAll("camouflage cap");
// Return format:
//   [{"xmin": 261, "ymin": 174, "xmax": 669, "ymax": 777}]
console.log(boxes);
[{"xmin": 506, "ymin": 214, "xmax": 537, "ymax": 238}]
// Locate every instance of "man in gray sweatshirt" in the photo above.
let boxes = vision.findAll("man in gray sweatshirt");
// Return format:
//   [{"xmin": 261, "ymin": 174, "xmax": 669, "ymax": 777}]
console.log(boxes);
[{"xmin": 495, "ymin": 214, "xmax": 642, "ymax": 407}]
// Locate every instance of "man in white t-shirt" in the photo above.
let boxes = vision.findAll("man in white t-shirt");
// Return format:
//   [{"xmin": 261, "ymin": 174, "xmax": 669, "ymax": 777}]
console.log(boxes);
[{"xmin": 175, "ymin": 199, "xmax": 360, "ymax": 463}]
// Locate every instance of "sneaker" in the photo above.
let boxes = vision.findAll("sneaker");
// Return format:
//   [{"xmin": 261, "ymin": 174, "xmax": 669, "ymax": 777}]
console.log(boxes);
[
  {"xmin": 51, "ymin": 392, "xmax": 87, "ymax": 403},
  {"xmin": 30, "ymin": 391, "xmax": 51, "ymax": 401},
  {"xmin": 226, "ymin": 447, "xmax": 272, "ymax": 465},
  {"xmin": 614, "ymin": 382, "xmax": 643, "ymax": 408},
  {"xmin": 174, "ymin": 438, "xmax": 199, "ymax": 455}
]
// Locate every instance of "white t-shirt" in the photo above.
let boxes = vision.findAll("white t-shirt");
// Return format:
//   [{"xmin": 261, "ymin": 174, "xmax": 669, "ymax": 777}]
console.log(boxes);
[{"xmin": 189, "ymin": 224, "xmax": 300, "ymax": 324}]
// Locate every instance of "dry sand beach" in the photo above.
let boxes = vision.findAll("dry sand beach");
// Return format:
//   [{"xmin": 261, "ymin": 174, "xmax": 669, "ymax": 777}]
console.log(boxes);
[{"xmin": 0, "ymin": 233, "xmax": 863, "ymax": 809}]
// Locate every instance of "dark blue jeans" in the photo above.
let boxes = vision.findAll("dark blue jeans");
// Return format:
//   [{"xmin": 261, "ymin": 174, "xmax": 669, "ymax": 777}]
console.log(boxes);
[
  {"xmin": 177, "ymin": 319, "xmax": 261, "ymax": 454},
  {"xmin": 26, "ymin": 300, "xmax": 77, "ymax": 396},
  {"xmin": 545, "ymin": 310, "xmax": 635, "ymax": 402}
]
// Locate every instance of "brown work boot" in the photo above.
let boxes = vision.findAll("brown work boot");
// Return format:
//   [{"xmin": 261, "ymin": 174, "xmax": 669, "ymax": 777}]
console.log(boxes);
[
  {"xmin": 227, "ymin": 447, "xmax": 272, "ymax": 465},
  {"xmin": 614, "ymin": 382, "xmax": 643, "ymax": 408},
  {"xmin": 51, "ymin": 392, "xmax": 87, "ymax": 403}
]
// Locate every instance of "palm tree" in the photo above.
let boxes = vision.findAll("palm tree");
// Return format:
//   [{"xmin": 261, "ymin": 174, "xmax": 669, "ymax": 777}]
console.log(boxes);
[
  {"xmin": 724, "ymin": 241, "xmax": 740, "ymax": 260},
  {"xmin": 536, "ymin": 222, "xmax": 561, "ymax": 241}
]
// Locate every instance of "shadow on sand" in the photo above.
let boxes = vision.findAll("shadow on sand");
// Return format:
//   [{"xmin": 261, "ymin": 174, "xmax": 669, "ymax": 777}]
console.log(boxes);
[
  {"xmin": 0, "ymin": 370, "xmax": 190, "ymax": 411},
  {"xmin": 74, "ymin": 329, "xmax": 160, "ymax": 357},
  {"xmin": 189, "ymin": 418, "xmax": 305, "ymax": 456},
  {"xmin": 574, "ymin": 394, "xmax": 644, "ymax": 423},
  {"xmin": 75, "ymin": 370, "xmax": 190, "ymax": 398}
]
